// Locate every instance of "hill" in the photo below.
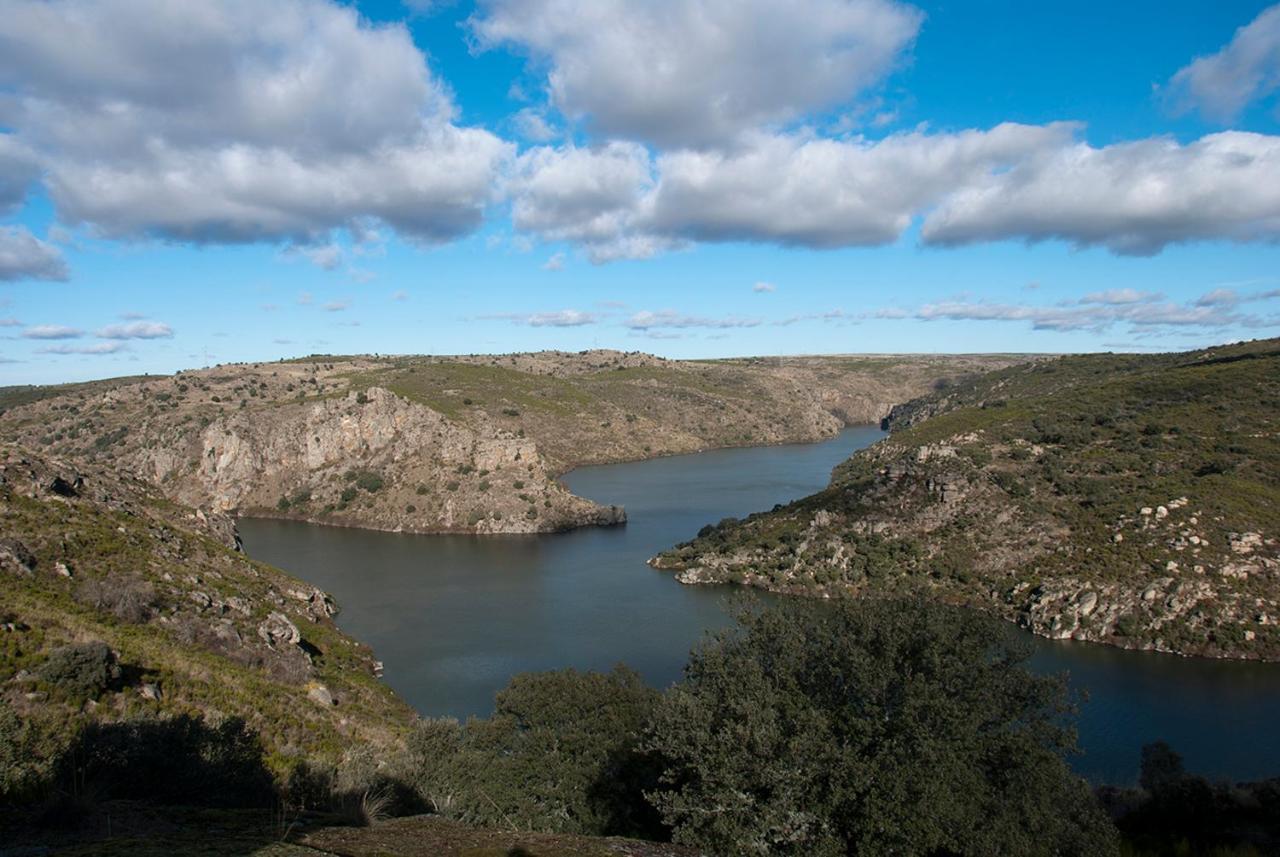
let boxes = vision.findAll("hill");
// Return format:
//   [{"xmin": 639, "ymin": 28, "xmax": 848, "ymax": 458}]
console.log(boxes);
[
  {"xmin": 652, "ymin": 339, "xmax": 1280, "ymax": 660},
  {"xmin": 0, "ymin": 443, "xmax": 415, "ymax": 790},
  {"xmin": 0, "ymin": 350, "xmax": 1023, "ymax": 535}
]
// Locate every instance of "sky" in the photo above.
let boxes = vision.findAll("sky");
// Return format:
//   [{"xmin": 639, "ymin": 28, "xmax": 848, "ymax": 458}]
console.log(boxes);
[{"xmin": 2, "ymin": 0, "xmax": 1280, "ymax": 384}]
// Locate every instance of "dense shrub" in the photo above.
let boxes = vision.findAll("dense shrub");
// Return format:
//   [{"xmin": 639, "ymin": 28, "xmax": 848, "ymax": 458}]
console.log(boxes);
[
  {"xmin": 52, "ymin": 715, "xmax": 274, "ymax": 808},
  {"xmin": 36, "ymin": 642, "xmax": 119, "ymax": 698},
  {"xmin": 409, "ymin": 666, "xmax": 663, "ymax": 838},
  {"xmin": 644, "ymin": 598, "xmax": 1118, "ymax": 856}
]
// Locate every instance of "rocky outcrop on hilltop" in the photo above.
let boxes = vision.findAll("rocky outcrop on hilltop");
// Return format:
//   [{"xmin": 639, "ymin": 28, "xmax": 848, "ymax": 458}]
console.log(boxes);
[
  {"xmin": 653, "ymin": 340, "xmax": 1280, "ymax": 661},
  {"xmin": 0, "ymin": 350, "xmax": 1023, "ymax": 535}
]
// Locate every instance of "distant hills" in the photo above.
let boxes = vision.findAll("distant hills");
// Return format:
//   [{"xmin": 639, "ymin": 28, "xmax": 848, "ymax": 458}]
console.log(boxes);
[
  {"xmin": 653, "ymin": 339, "xmax": 1280, "ymax": 660},
  {"xmin": 0, "ymin": 350, "xmax": 1021, "ymax": 535}
]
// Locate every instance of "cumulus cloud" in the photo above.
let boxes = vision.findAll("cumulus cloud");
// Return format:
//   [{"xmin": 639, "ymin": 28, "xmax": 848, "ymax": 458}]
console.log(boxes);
[
  {"xmin": 542, "ymin": 251, "xmax": 566, "ymax": 271},
  {"xmin": 507, "ymin": 141, "xmax": 671, "ymax": 262},
  {"xmin": 510, "ymin": 123, "xmax": 1076, "ymax": 257},
  {"xmin": 753, "ymin": 281, "xmax": 777, "ymax": 293},
  {"xmin": 0, "ymin": 225, "xmax": 69, "ymax": 281},
  {"xmin": 921, "ymin": 131, "xmax": 1280, "ymax": 255},
  {"xmin": 0, "ymin": 136, "xmax": 41, "ymax": 213},
  {"xmin": 0, "ymin": 0, "xmax": 511, "ymax": 247},
  {"xmin": 625, "ymin": 310, "xmax": 761, "ymax": 329},
  {"xmin": 95, "ymin": 321, "xmax": 174, "ymax": 339},
  {"xmin": 1168, "ymin": 4, "xmax": 1280, "ymax": 121},
  {"xmin": 22, "ymin": 324, "xmax": 82, "ymax": 339},
  {"xmin": 0, "ymin": 317, "xmax": 23, "ymax": 327},
  {"xmin": 322, "ymin": 300, "xmax": 349, "ymax": 312},
  {"xmin": 471, "ymin": 0, "xmax": 923, "ymax": 148}
]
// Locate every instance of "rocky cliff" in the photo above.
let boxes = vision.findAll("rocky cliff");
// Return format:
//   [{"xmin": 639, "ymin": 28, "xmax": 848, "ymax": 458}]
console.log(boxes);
[
  {"xmin": 0, "ymin": 350, "xmax": 1022, "ymax": 535},
  {"xmin": 653, "ymin": 339, "xmax": 1280, "ymax": 660}
]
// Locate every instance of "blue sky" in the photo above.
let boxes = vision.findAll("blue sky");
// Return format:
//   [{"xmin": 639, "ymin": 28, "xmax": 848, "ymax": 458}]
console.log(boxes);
[{"xmin": 2, "ymin": 0, "xmax": 1280, "ymax": 384}]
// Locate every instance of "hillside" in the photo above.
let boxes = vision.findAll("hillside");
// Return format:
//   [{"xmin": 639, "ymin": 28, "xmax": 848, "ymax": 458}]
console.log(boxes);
[
  {"xmin": 0, "ymin": 443, "xmax": 414, "ymax": 787},
  {"xmin": 0, "ymin": 350, "xmax": 1022, "ymax": 535},
  {"xmin": 652, "ymin": 339, "xmax": 1280, "ymax": 660}
]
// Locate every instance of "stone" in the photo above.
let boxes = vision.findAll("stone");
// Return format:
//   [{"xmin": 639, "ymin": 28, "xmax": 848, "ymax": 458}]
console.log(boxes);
[
  {"xmin": 1156, "ymin": 506, "xmax": 1169, "ymax": 519},
  {"xmin": 258, "ymin": 611, "xmax": 301, "ymax": 648},
  {"xmin": 140, "ymin": 683, "xmax": 162, "ymax": 700},
  {"xmin": 1077, "ymin": 591, "xmax": 1099, "ymax": 616},
  {"xmin": 54, "ymin": 561, "xmax": 72, "ymax": 577},
  {"xmin": 307, "ymin": 683, "xmax": 337, "ymax": 706},
  {"xmin": 1142, "ymin": 584, "xmax": 1160, "ymax": 602}
]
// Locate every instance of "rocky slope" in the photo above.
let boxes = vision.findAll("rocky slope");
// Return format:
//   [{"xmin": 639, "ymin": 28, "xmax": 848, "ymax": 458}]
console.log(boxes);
[
  {"xmin": 0, "ymin": 444, "xmax": 415, "ymax": 781},
  {"xmin": 0, "ymin": 350, "xmax": 1022, "ymax": 535},
  {"xmin": 652, "ymin": 339, "xmax": 1280, "ymax": 660}
]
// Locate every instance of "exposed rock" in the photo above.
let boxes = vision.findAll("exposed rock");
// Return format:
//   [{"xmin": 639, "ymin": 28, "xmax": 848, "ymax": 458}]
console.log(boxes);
[{"xmin": 258, "ymin": 611, "xmax": 301, "ymax": 648}]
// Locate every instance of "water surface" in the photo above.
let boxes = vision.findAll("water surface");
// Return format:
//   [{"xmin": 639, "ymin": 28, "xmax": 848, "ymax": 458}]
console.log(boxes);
[{"xmin": 240, "ymin": 426, "xmax": 1280, "ymax": 785}]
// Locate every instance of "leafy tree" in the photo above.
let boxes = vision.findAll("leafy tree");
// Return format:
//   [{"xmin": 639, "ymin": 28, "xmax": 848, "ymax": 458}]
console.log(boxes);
[
  {"xmin": 410, "ymin": 666, "xmax": 662, "ymax": 837},
  {"xmin": 644, "ymin": 598, "xmax": 1118, "ymax": 856}
]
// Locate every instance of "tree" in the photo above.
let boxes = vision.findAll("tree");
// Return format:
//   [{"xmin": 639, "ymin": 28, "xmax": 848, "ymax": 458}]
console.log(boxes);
[
  {"xmin": 410, "ymin": 665, "xmax": 663, "ymax": 837},
  {"xmin": 644, "ymin": 598, "xmax": 1118, "ymax": 856}
]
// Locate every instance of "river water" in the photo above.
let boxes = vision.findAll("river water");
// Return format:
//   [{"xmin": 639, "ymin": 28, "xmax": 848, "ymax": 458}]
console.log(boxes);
[{"xmin": 239, "ymin": 426, "xmax": 1280, "ymax": 785}]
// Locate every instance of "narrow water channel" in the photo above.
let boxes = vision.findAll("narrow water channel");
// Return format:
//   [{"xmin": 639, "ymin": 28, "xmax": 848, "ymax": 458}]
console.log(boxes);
[{"xmin": 239, "ymin": 426, "xmax": 1280, "ymax": 785}]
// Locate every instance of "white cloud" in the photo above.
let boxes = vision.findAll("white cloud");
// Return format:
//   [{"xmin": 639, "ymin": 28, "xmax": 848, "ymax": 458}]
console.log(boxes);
[
  {"xmin": 0, "ymin": 317, "xmax": 23, "ymax": 327},
  {"xmin": 288, "ymin": 243, "xmax": 343, "ymax": 271},
  {"xmin": 391, "ymin": 290, "xmax": 409, "ymax": 302},
  {"xmin": 513, "ymin": 108, "xmax": 559, "ymax": 143},
  {"xmin": 22, "ymin": 324, "xmax": 82, "ymax": 339},
  {"xmin": 471, "ymin": 0, "xmax": 923, "ymax": 147},
  {"xmin": 542, "ymin": 251, "xmax": 566, "ymax": 271},
  {"xmin": 508, "ymin": 141, "xmax": 673, "ymax": 262},
  {"xmin": 483, "ymin": 309, "xmax": 599, "ymax": 326},
  {"xmin": 1080, "ymin": 289, "xmax": 1162, "ymax": 305},
  {"xmin": 0, "ymin": 225, "xmax": 69, "ymax": 281},
  {"xmin": 902, "ymin": 296, "xmax": 1257, "ymax": 333},
  {"xmin": 39, "ymin": 341, "xmax": 127, "ymax": 355},
  {"xmin": 1195, "ymin": 288, "xmax": 1240, "ymax": 307},
  {"xmin": 322, "ymin": 300, "xmax": 349, "ymax": 312},
  {"xmin": 510, "ymin": 123, "xmax": 1075, "ymax": 257},
  {"xmin": 96, "ymin": 321, "xmax": 174, "ymax": 339},
  {"xmin": 0, "ymin": 136, "xmax": 40, "ymax": 213},
  {"xmin": 753, "ymin": 281, "xmax": 777, "ymax": 293},
  {"xmin": 0, "ymin": 0, "xmax": 511, "ymax": 247},
  {"xmin": 1168, "ymin": 5, "xmax": 1280, "ymax": 121},
  {"xmin": 625, "ymin": 310, "xmax": 761, "ymax": 329},
  {"xmin": 921, "ymin": 131, "xmax": 1280, "ymax": 255}
]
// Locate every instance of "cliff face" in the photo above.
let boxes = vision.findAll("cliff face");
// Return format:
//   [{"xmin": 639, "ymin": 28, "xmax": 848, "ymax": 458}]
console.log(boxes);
[
  {"xmin": 0, "ymin": 444, "xmax": 414, "ymax": 764},
  {"xmin": 653, "ymin": 340, "xmax": 1280, "ymax": 661},
  {"xmin": 142, "ymin": 386, "xmax": 623, "ymax": 535},
  {"xmin": 0, "ymin": 351, "xmax": 1023, "ymax": 535}
]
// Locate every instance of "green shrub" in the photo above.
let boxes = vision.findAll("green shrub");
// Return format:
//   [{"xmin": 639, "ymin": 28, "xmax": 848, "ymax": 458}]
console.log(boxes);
[
  {"xmin": 355, "ymin": 471, "xmax": 384, "ymax": 493},
  {"xmin": 340, "ymin": 486, "xmax": 358, "ymax": 504},
  {"xmin": 408, "ymin": 667, "xmax": 662, "ymax": 838},
  {"xmin": 645, "ymin": 599, "xmax": 1117, "ymax": 857},
  {"xmin": 36, "ymin": 642, "xmax": 119, "ymax": 699}
]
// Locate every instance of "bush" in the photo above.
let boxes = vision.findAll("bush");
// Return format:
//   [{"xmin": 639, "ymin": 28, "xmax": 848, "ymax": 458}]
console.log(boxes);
[
  {"xmin": 75, "ymin": 577, "xmax": 158, "ymax": 624},
  {"xmin": 36, "ymin": 642, "xmax": 119, "ymax": 699},
  {"xmin": 355, "ymin": 471, "xmax": 384, "ymax": 493},
  {"xmin": 644, "ymin": 598, "xmax": 1118, "ymax": 856},
  {"xmin": 409, "ymin": 667, "xmax": 663, "ymax": 838},
  {"xmin": 52, "ymin": 715, "xmax": 274, "ymax": 808}
]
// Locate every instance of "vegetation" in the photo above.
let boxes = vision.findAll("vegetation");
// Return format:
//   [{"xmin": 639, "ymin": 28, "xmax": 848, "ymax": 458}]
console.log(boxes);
[{"xmin": 656, "ymin": 338, "xmax": 1280, "ymax": 660}]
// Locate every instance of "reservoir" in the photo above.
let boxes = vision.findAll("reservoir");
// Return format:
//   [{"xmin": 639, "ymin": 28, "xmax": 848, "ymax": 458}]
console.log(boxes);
[{"xmin": 239, "ymin": 426, "xmax": 1280, "ymax": 785}]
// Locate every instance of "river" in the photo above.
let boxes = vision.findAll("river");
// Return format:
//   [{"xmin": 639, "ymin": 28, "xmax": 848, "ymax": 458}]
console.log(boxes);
[{"xmin": 238, "ymin": 426, "xmax": 1280, "ymax": 785}]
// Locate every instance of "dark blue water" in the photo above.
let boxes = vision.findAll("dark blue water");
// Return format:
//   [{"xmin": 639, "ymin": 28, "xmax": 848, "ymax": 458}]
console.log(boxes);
[{"xmin": 239, "ymin": 426, "xmax": 1280, "ymax": 785}]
